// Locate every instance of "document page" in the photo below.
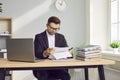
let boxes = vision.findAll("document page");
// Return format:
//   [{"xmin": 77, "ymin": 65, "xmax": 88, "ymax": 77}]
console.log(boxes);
[
  {"xmin": 48, "ymin": 47, "xmax": 72, "ymax": 60},
  {"xmin": 54, "ymin": 47, "xmax": 69, "ymax": 53}
]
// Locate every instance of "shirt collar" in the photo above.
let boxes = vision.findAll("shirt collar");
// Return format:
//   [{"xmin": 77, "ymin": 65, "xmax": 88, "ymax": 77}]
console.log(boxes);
[{"xmin": 46, "ymin": 30, "xmax": 55, "ymax": 37}]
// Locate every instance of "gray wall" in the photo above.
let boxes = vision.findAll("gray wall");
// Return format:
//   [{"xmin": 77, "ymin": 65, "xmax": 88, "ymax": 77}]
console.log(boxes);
[{"xmin": 0, "ymin": 0, "xmax": 86, "ymax": 47}]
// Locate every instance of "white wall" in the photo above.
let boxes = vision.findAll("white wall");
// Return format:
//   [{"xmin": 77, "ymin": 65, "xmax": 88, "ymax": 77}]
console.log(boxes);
[
  {"xmin": 86, "ymin": 0, "xmax": 109, "ymax": 50},
  {"xmin": 0, "ymin": 0, "xmax": 86, "ymax": 80},
  {"xmin": 0, "ymin": 0, "xmax": 86, "ymax": 47}
]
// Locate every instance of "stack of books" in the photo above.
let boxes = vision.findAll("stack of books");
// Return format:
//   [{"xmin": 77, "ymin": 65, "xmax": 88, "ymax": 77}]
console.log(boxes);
[{"xmin": 76, "ymin": 45, "xmax": 102, "ymax": 61}]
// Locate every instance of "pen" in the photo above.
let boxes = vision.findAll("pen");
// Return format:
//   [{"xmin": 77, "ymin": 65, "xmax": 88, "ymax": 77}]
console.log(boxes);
[{"xmin": 69, "ymin": 47, "xmax": 73, "ymax": 51}]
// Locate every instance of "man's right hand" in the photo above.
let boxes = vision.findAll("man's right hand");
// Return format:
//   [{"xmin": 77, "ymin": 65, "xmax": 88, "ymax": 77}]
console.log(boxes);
[{"xmin": 43, "ymin": 48, "xmax": 55, "ymax": 57}]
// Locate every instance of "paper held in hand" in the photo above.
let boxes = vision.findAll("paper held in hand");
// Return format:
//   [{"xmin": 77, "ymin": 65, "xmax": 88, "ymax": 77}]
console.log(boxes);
[{"xmin": 48, "ymin": 47, "xmax": 72, "ymax": 60}]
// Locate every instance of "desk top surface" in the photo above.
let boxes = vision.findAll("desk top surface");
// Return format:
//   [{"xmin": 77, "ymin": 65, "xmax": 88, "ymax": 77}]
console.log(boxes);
[{"xmin": 0, "ymin": 58, "xmax": 115, "ymax": 68}]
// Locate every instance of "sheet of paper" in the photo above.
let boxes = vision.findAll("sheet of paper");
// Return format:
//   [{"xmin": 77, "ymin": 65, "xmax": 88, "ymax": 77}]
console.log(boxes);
[
  {"xmin": 54, "ymin": 52, "xmax": 72, "ymax": 59},
  {"xmin": 52, "ymin": 59, "xmax": 78, "ymax": 62},
  {"xmin": 48, "ymin": 47, "xmax": 72, "ymax": 60},
  {"xmin": 49, "ymin": 52, "xmax": 72, "ymax": 60},
  {"xmin": 54, "ymin": 47, "xmax": 69, "ymax": 53}
]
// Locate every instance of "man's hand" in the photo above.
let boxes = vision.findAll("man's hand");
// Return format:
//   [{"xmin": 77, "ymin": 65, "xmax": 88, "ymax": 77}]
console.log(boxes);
[{"xmin": 43, "ymin": 48, "xmax": 55, "ymax": 57}]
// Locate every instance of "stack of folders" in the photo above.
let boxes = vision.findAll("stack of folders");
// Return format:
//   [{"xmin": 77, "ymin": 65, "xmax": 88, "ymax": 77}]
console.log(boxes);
[{"xmin": 76, "ymin": 45, "xmax": 102, "ymax": 61}]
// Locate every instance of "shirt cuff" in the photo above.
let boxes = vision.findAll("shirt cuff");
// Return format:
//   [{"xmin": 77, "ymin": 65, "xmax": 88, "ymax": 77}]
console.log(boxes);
[{"xmin": 43, "ymin": 51, "xmax": 47, "ymax": 57}]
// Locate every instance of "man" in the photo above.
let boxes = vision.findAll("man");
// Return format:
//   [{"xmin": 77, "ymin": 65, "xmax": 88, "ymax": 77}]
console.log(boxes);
[{"xmin": 33, "ymin": 16, "xmax": 71, "ymax": 80}]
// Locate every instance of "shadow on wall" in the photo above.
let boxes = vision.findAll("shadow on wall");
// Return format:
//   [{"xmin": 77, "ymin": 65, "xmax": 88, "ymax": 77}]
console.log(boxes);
[{"xmin": 12, "ymin": 0, "xmax": 52, "ymax": 34}]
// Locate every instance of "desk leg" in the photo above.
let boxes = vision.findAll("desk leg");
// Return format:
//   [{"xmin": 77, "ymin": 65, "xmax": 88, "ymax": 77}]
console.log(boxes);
[
  {"xmin": 98, "ymin": 65, "xmax": 105, "ymax": 80},
  {"xmin": 84, "ymin": 67, "xmax": 89, "ymax": 80},
  {"xmin": 0, "ymin": 69, "xmax": 6, "ymax": 80}
]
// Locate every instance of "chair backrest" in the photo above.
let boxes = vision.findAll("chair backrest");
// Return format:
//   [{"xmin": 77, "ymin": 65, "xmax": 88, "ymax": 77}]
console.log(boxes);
[{"xmin": 48, "ymin": 79, "xmax": 61, "ymax": 80}]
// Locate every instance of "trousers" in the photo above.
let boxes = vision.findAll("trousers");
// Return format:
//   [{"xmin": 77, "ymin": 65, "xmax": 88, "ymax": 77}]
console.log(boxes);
[{"xmin": 33, "ymin": 69, "xmax": 71, "ymax": 80}]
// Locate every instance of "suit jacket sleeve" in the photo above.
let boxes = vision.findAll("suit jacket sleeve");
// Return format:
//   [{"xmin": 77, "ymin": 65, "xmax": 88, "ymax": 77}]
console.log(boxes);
[
  {"xmin": 34, "ymin": 34, "xmax": 48, "ymax": 59},
  {"xmin": 55, "ymin": 33, "xmax": 68, "ymax": 47}
]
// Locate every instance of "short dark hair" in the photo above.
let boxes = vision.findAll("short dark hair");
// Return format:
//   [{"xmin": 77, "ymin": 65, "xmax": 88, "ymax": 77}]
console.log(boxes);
[{"xmin": 47, "ymin": 16, "xmax": 61, "ymax": 24}]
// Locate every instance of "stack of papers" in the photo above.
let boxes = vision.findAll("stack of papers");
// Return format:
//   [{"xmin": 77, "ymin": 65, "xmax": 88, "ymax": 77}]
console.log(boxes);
[
  {"xmin": 76, "ymin": 45, "xmax": 102, "ymax": 61},
  {"xmin": 48, "ymin": 47, "xmax": 72, "ymax": 60}
]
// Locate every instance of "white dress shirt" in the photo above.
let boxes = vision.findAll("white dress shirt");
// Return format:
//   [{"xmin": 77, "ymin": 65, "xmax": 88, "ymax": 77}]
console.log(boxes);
[{"xmin": 46, "ymin": 31, "xmax": 55, "ymax": 48}]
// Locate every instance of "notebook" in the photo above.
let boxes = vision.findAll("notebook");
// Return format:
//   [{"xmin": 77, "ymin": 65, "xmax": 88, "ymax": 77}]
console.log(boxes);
[{"xmin": 6, "ymin": 38, "xmax": 41, "ymax": 62}]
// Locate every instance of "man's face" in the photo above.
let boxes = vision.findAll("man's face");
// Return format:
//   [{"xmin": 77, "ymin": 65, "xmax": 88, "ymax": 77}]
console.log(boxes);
[{"xmin": 47, "ymin": 22, "xmax": 60, "ymax": 35}]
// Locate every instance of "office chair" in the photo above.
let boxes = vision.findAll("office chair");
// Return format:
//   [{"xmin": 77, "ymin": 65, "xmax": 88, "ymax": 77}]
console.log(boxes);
[
  {"xmin": 48, "ymin": 69, "xmax": 68, "ymax": 80},
  {"xmin": 48, "ymin": 79, "xmax": 61, "ymax": 80}
]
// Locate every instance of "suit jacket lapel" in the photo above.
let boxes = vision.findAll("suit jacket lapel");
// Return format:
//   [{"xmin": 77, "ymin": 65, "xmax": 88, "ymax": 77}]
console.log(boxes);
[
  {"xmin": 42, "ymin": 31, "xmax": 49, "ymax": 48},
  {"xmin": 55, "ymin": 33, "xmax": 59, "ymax": 47}
]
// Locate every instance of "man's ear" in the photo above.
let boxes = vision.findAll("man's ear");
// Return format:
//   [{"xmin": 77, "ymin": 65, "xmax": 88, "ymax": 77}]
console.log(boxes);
[{"xmin": 46, "ymin": 23, "xmax": 49, "ymax": 27}]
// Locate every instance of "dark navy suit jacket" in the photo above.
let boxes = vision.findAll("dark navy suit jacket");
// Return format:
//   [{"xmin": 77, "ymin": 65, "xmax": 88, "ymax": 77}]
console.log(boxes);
[{"xmin": 34, "ymin": 31, "xmax": 68, "ymax": 59}]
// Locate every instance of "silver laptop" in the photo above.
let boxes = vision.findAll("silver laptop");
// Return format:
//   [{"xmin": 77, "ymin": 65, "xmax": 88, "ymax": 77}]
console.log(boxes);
[{"xmin": 6, "ymin": 38, "xmax": 39, "ymax": 62}]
